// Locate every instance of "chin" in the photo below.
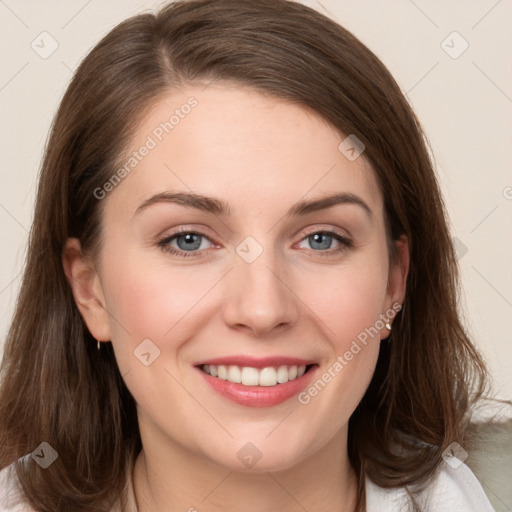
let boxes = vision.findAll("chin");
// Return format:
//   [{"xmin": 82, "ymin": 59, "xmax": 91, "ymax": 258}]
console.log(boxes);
[{"xmin": 200, "ymin": 436, "xmax": 316, "ymax": 474}]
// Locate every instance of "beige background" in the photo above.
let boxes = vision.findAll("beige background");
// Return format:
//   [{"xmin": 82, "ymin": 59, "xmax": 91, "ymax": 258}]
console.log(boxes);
[{"xmin": 1, "ymin": 1, "xmax": 511, "ymax": 411}]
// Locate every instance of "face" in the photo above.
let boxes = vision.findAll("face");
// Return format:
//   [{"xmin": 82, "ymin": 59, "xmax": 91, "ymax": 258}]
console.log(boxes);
[{"xmin": 68, "ymin": 83, "xmax": 407, "ymax": 473}]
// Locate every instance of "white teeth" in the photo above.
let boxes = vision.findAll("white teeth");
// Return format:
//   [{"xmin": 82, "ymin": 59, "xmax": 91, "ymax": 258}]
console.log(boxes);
[
  {"xmin": 276, "ymin": 365, "xmax": 289, "ymax": 384},
  {"xmin": 217, "ymin": 365, "xmax": 227, "ymax": 380},
  {"xmin": 241, "ymin": 367, "xmax": 259, "ymax": 386},
  {"xmin": 201, "ymin": 364, "xmax": 310, "ymax": 387},
  {"xmin": 227, "ymin": 365, "xmax": 241, "ymax": 383},
  {"xmin": 259, "ymin": 367, "xmax": 277, "ymax": 386}
]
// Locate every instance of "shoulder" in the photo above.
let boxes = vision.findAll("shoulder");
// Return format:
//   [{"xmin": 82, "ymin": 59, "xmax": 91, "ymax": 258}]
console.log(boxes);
[
  {"xmin": 365, "ymin": 461, "xmax": 495, "ymax": 512},
  {"xmin": 0, "ymin": 462, "xmax": 36, "ymax": 512}
]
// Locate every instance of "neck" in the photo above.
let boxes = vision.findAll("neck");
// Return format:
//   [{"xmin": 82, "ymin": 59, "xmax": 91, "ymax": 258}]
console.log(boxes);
[{"xmin": 133, "ymin": 422, "xmax": 358, "ymax": 512}]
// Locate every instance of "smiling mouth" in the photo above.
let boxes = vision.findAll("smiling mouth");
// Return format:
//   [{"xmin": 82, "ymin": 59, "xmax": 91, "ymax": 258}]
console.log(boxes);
[{"xmin": 199, "ymin": 364, "xmax": 316, "ymax": 387}]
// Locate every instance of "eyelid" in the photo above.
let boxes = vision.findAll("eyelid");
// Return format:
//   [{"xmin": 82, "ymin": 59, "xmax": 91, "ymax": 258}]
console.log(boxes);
[
  {"xmin": 295, "ymin": 226, "xmax": 353, "ymax": 254},
  {"xmin": 157, "ymin": 226, "xmax": 217, "ymax": 252},
  {"xmin": 157, "ymin": 225, "xmax": 216, "ymax": 244},
  {"xmin": 299, "ymin": 224, "xmax": 351, "ymax": 240}
]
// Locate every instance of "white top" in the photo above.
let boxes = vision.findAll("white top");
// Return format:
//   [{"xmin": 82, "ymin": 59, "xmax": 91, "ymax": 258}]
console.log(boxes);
[
  {"xmin": 0, "ymin": 459, "xmax": 496, "ymax": 511},
  {"xmin": 365, "ymin": 461, "xmax": 496, "ymax": 511}
]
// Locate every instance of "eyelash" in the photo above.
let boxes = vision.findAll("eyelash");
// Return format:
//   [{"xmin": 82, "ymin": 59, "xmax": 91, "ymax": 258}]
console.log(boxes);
[{"xmin": 157, "ymin": 227, "xmax": 353, "ymax": 259}]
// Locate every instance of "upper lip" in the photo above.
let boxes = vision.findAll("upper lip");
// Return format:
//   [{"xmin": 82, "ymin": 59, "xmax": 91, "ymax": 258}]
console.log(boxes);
[{"xmin": 195, "ymin": 355, "xmax": 317, "ymax": 369}]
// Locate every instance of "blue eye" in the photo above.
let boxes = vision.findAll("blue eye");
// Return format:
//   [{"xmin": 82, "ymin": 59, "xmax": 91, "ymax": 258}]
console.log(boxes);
[
  {"xmin": 298, "ymin": 231, "xmax": 352, "ymax": 254},
  {"xmin": 158, "ymin": 231, "xmax": 213, "ymax": 257},
  {"xmin": 174, "ymin": 233, "xmax": 204, "ymax": 251},
  {"xmin": 306, "ymin": 232, "xmax": 335, "ymax": 250}
]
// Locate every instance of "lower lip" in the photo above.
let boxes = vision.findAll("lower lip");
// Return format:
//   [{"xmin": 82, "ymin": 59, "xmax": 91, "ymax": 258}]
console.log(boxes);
[{"xmin": 196, "ymin": 365, "xmax": 318, "ymax": 407}]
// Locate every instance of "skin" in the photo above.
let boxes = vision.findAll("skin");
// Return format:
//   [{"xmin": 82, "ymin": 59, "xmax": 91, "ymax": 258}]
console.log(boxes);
[{"xmin": 63, "ymin": 83, "xmax": 409, "ymax": 512}]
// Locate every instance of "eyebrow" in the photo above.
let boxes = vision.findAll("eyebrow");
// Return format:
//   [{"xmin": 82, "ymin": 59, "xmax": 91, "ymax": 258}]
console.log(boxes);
[{"xmin": 134, "ymin": 191, "xmax": 372, "ymax": 219}]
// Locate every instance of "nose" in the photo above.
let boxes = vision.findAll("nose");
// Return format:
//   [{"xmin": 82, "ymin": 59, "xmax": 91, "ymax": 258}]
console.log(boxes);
[{"xmin": 221, "ymin": 246, "xmax": 299, "ymax": 337}]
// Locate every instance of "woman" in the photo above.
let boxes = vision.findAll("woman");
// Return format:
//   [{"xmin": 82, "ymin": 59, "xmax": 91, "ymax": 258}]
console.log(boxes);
[{"xmin": 0, "ymin": 0, "xmax": 495, "ymax": 510}]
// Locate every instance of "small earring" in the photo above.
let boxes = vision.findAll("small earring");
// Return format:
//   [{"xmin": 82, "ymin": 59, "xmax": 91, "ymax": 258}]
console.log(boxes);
[
  {"xmin": 97, "ymin": 340, "xmax": 101, "ymax": 351},
  {"xmin": 385, "ymin": 320, "xmax": 392, "ymax": 331}
]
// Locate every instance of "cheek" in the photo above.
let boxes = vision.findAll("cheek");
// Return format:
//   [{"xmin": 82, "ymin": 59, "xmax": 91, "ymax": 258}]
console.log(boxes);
[
  {"xmin": 293, "ymin": 264, "xmax": 386, "ymax": 442},
  {"xmin": 292, "ymin": 249, "xmax": 388, "ymax": 406},
  {"xmin": 299, "ymin": 256, "xmax": 389, "ymax": 344},
  {"xmin": 99, "ymin": 247, "xmax": 223, "ymax": 350}
]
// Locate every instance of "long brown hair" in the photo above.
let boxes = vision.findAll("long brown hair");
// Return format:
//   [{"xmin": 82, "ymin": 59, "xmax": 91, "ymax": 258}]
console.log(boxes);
[{"xmin": 0, "ymin": 1, "xmax": 488, "ymax": 510}]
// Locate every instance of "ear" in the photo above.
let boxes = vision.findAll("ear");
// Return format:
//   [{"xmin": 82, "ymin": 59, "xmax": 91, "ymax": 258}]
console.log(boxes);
[
  {"xmin": 62, "ymin": 238, "xmax": 111, "ymax": 342},
  {"xmin": 381, "ymin": 234, "xmax": 409, "ymax": 338}
]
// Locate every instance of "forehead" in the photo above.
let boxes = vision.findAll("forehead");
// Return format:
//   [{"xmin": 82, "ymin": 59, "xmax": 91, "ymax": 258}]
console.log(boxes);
[{"xmin": 104, "ymin": 83, "xmax": 383, "ymax": 221}]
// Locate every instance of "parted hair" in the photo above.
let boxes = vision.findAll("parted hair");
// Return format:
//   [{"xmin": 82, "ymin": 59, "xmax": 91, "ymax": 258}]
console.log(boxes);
[{"xmin": 0, "ymin": 0, "xmax": 488, "ymax": 510}]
